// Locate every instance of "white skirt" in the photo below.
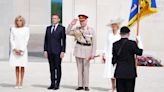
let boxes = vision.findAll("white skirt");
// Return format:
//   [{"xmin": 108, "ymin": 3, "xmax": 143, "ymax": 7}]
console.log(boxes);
[
  {"xmin": 9, "ymin": 49, "xmax": 28, "ymax": 67},
  {"xmin": 103, "ymin": 56, "xmax": 116, "ymax": 78}
]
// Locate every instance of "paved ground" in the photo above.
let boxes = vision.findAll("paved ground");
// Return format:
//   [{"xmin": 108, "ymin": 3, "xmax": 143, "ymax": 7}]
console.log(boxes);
[{"xmin": 0, "ymin": 57, "xmax": 164, "ymax": 92}]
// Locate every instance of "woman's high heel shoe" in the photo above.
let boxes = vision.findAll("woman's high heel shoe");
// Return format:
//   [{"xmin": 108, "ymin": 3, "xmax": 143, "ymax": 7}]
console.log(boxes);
[{"xmin": 14, "ymin": 86, "xmax": 19, "ymax": 89}]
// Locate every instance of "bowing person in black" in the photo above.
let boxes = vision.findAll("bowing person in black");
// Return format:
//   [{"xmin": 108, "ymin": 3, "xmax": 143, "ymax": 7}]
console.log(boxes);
[
  {"xmin": 44, "ymin": 14, "xmax": 66, "ymax": 90},
  {"xmin": 112, "ymin": 26, "xmax": 143, "ymax": 92}
]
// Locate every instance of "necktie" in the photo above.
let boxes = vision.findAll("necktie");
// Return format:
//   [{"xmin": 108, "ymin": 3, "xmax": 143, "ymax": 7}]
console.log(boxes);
[{"xmin": 51, "ymin": 25, "xmax": 55, "ymax": 34}]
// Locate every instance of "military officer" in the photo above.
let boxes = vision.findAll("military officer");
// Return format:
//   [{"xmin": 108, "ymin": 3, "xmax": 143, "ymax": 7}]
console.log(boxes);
[{"xmin": 66, "ymin": 14, "xmax": 96, "ymax": 91}]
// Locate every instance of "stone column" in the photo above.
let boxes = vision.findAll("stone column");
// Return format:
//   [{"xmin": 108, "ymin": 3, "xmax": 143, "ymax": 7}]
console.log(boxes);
[{"xmin": 0, "ymin": 0, "xmax": 14, "ymax": 60}]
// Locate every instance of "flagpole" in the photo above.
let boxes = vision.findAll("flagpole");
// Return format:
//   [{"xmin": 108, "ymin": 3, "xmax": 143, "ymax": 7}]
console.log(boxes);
[
  {"xmin": 136, "ymin": 0, "xmax": 141, "ymax": 66},
  {"xmin": 137, "ymin": 0, "xmax": 141, "ymax": 36}
]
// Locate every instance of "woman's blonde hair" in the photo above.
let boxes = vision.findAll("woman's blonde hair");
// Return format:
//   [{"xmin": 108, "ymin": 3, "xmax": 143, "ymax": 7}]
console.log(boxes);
[{"xmin": 15, "ymin": 15, "xmax": 25, "ymax": 28}]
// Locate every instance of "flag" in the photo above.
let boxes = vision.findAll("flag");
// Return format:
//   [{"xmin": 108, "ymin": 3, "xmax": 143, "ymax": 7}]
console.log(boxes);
[
  {"xmin": 128, "ymin": 0, "xmax": 158, "ymax": 27},
  {"xmin": 140, "ymin": 0, "xmax": 157, "ymax": 18},
  {"xmin": 128, "ymin": 0, "xmax": 139, "ymax": 27}
]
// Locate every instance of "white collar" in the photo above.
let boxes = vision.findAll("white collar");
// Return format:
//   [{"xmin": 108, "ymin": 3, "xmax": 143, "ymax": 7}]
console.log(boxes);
[
  {"xmin": 52, "ymin": 23, "xmax": 59, "ymax": 27},
  {"xmin": 52, "ymin": 23, "xmax": 59, "ymax": 30}
]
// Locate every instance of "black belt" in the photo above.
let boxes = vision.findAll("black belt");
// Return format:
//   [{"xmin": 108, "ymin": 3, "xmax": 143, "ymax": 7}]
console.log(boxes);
[{"xmin": 77, "ymin": 41, "xmax": 91, "ymax": 46}]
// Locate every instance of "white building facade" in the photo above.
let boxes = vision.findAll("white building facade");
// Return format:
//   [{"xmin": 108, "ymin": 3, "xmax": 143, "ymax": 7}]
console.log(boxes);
[{"xmin": 0, "ymin": 0, "xmax": 164, "ymax": 62}]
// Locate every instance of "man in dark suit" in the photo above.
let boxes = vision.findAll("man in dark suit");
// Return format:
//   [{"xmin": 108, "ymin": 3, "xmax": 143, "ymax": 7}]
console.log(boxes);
[
  {"xmin": 44, "ymin": 14, "xmax": 66, "ymax": 90},
  {"xmin": 112, "ymin": 26, "xmax": 143, "ymax": 92}
]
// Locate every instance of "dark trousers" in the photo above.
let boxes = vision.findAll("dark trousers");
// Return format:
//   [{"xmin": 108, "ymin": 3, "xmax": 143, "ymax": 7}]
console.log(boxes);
[
  {"xmin": 48, "ymin": 53, "xmax": 62, "ymax": 87},
  {"xmin": 116, "ymin": 78, "xmax": 136, "ymax": 92}
]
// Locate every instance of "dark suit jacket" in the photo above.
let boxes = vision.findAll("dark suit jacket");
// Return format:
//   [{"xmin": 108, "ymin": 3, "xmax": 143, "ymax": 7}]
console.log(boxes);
[
  {"xmin": 112, "ymin": 38, "xmax": 143, "ymax": 79},
  {"xmin": 44, "ymin": 25, "xmax": 66, "ymax": 54}
]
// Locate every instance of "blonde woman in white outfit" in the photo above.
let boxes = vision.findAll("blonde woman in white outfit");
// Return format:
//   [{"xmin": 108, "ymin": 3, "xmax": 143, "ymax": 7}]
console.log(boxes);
[
  {"xmin": 103, "ymin": 18, "xmax": 123, "ymax": 92},
  {"xmin": 9, "ymin": 16, "xmax": 30, "ymax": 89}
]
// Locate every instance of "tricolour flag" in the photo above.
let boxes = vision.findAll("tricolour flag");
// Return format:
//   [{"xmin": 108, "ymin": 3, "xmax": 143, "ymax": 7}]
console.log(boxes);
[{"xmin": 128, "ymin": 0, "xmax": 158, "ymax": 27}]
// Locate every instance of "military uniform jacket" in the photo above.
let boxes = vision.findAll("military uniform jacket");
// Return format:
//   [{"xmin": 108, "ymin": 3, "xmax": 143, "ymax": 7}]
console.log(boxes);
[{"xmin": 67, "ymin": 25, "xmax": 96, "ymax": 59}]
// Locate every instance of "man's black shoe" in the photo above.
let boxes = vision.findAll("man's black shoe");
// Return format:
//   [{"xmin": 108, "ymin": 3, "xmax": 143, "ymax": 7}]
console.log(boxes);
[
  {"xmin": 76, "ymin": 87, "xmax": 84, "ymax": 90},
  {"xmin": 85, "ymin": 87, "xmax": 90, "ymax": 91},
  {"xmin": 47, "ymin": 86, "xmax": 55, "ymax": 90},
  {"xmin": 54, "ymin": 87, "xmax": 59, "ymax": 90}
]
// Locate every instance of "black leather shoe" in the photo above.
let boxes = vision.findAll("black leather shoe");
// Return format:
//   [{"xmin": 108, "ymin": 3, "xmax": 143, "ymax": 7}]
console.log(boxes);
[
  {"xmin": 85, "ymin": 87, "xmax": 90, "ymax": 91},
  {"xmin": 54, "ymin": 87, "xmax": 59, "ymax": 90},
  {"xmin": 47, "ymin": 86, "xmax": 55, "ymax": 89},
  {"xmin": 76, "ymin": 87, "xmax": 84, "ymax": 90}
]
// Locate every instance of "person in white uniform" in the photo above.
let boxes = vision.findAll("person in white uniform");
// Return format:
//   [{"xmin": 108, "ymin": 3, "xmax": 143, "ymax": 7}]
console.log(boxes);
[
  {"xmin": 9, "ymin": 16, "xmax": 30, "ymax": 89},
  {"xmin": 103, "ymin": 18, "xmax": 123, "ymax": 92}
]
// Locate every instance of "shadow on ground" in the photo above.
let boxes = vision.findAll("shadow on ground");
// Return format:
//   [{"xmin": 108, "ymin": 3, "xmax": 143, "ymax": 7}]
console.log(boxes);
[
  {"xmin": 0, "ymin": 83, "xmax": 15, "ymax": 88},
  {"xmin": 31, "ymin": 84, "xmax": 48, "ymax": 88}
]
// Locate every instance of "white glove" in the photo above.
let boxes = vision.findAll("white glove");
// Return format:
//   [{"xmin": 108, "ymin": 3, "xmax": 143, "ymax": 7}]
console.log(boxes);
[{"xmin": 136, "ymin": 35, "xmax": 144, "ymax": 49}]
